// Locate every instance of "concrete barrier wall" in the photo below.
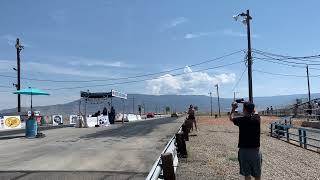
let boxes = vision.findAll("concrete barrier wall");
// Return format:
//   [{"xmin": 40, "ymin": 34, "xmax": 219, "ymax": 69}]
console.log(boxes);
[{"xmin": 127, "ymin": 114, "xmax": 138, "ymax": 121}]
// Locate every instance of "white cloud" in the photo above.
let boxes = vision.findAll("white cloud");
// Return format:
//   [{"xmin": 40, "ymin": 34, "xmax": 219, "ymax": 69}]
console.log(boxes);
[
  {"xmin": 184, "ymin": 66, "xmax": 193, "ymax": 73},
  {"xmin": 184, "ymin": 29, "xmax": 260, "ymax": 40},
  {"xmin": 147, "ymin": 66, "xmax": 236, "ymax": 95},
  {"xmin": 1, "ymin": 34, "xmax": 32, "ymax": 47},
  {"xmin": 184, "ymin": 32, "xmax": 214, "ymax": 39},
  {"xmin": 223, "ymin": 29, "xmax": 260, "ymax": 38},
  {"xmin": 0, "ymin": 59, "xmax": 114, "ymax": 78},
  {"xmin": 163, "ymin": 17, "xmax": 188, "ymax": 30},
  {"xmin": 170, "ymin": 17, "xmax": 188, "ymax": 27},
  {"xmin": 67, "ymin": 56, "xmax": 131, "ymax": 68}
]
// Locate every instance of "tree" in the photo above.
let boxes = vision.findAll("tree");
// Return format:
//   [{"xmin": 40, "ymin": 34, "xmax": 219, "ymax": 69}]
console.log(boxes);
[{"xmin": 165, "ymin": 106, "xmax": 170, "ymax": 114}]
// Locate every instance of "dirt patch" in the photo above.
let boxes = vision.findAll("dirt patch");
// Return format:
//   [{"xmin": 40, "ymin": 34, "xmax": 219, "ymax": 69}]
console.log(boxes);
[{"xmin": 176, "ymin": 116, "xmax": 320, "ymax": 180}]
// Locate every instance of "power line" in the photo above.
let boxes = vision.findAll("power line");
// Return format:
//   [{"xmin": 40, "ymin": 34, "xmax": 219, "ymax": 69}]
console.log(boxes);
[
  {"xmin": 0, "ymin": 50, "xmax": 244, "ymax": 83},
  {"xmin": 253, "ymin": 49, "xmax": 320, "ymax": 60},
  {"xmin": 254, "ymin": 57, "xmax": 305, "ymax": 68},
  {"xmin": 44, "ymin": 61, "xmax": 244, "ymax": 91},
  {"xmin": 254, "ymin": 53, "xmax": 320, "ymax": 65},
  {"xmin": 231, "ymin": 66, "xmax": 247, "ymax": 92},
  {"xmin": 254, "ymin": 69, "xmax": 320, "ymax": 77},
  {"xmin": 253, "ymin": 56, "xmax": 320, "ymax": 71}
]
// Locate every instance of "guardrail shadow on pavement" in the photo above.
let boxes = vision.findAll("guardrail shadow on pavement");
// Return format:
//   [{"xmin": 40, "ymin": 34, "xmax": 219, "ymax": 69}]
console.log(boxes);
[{"xmin": 0, "ymin": 135, "xmax": 25, "ymax": 140}]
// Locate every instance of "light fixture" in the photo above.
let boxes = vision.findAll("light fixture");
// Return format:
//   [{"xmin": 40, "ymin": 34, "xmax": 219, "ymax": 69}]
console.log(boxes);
[
  {"xmin": 241, "ymin": 19, "xmax": 247, "ymax": 25},
  {"xmin": 232, "ymin": 15, "xmax": 239, "ymax": 21}
]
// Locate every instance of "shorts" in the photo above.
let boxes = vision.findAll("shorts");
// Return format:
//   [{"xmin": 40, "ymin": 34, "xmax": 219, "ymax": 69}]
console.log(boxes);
[{"xmin": 238, "ymin": 148, "xmax": 262, "ymax": 177}]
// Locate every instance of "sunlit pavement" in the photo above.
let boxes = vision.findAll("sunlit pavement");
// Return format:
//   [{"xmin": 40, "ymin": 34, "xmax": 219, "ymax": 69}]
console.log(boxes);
[{"xmin": 0, "ymin": 117, "xmax": 183, "ymax": 180}]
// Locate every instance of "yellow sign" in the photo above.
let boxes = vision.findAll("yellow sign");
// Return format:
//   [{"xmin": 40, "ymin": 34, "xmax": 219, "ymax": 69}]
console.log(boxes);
[{"xmin": 3, "ymin": 116, "xmax": 22, "ymax": 129}]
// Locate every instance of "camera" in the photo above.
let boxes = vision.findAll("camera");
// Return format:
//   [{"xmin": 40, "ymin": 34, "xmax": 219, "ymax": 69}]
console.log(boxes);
[{"xmin": 235, "ymin": 98, "xmax": 245, "ymax": 103}]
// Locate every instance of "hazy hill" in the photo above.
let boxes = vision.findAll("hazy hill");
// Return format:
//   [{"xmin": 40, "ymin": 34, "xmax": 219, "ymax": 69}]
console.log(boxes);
[{"xmin": 1, "ymin": 93, "xmax": 319, "ymax": 116}]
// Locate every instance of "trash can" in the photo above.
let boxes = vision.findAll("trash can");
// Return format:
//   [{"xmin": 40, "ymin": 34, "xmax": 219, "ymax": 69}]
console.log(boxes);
[{"xmin": 26, "ymin": 118, "xmax": 38, "ymax": 138}]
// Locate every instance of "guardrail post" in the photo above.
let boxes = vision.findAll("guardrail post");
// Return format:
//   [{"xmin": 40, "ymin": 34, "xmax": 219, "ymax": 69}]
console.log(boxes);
[
  {"xmin": 182, "ymin": 123, "xmax": 189, "ymax": 141},
  {"xmin": 303, "ymin": 130, "xmax": 307, "ymax": 149},
  {"xmin": 298, "ymin": 129, "xmax": 303, "ymax": 147},
  {"xmin": 161, "ymin": 152, "xmax": 176, "ymax": 180},
  {"xmin": 286, "ymin": 127, "xmax": 289, "ymax": 142},
  {"xmin": 176, "ymin": 133, "xmax": 187, "ymax": 158},
  {"xmin": 290, "ymin": 117, "xmax": 292, "ymax": 125}
]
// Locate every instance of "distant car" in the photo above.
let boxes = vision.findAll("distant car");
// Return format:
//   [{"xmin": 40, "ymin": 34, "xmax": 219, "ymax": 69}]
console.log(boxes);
[
  {"xmin": 146, "ymin": 112, "xmax": 155, "ymax": 118},
  {"xmin": 171, "ymin": 113, "xmax": 178, "ymax": 117}
]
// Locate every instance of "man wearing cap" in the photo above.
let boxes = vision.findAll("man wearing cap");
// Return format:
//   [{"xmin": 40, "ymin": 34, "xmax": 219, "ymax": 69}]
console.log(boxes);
[{"xmin": 229, "ymin": 101, "xmax": 262, "ymax": 180}]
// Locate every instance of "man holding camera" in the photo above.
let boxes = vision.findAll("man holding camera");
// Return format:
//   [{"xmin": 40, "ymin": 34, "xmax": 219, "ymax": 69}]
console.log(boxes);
[{"xmin": 229, "ymin": 100, "xmax": 262, "ymax": 180}]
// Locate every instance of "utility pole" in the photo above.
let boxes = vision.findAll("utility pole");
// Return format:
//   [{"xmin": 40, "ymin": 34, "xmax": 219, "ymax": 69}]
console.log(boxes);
[
  {"xmin": 215, "ymin": 84, "xmax": 221, "ymax": 117},
  {"xmin": 307, "ymin": 65, "xmax": 311, "ymax": 104},
  {"xmin": 132, "ymin": 96, "xmax": 135, "ymax": 114},
  {"xmin": 209, "ymin": 92, "xmax": 213, "ymax": 116},
  {"xmin": 246, "ymin": 10, "xmax": 253, "ymax": 103},
  {"xmin": 15, "ymin": 38, "xmax": 23, "ymax": 112},
  {"xmin": 233, "ymin": 10, "xmax": 253, "ymax": 103}
]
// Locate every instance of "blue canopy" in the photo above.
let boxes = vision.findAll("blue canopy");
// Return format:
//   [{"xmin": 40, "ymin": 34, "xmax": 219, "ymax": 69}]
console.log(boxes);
[
  {"xmin": 13, "ymin": 87, "xmax": 50, "ymax": 112},
  {"xmin": 13, "ymin": 87, "xmax": 50, "ymax": 96}
]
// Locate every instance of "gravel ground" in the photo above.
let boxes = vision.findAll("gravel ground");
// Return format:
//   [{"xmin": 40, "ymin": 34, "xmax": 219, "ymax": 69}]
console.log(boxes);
[{"xmin": 176, "ymin": 116, "xmax": 320, "ymax": 180}]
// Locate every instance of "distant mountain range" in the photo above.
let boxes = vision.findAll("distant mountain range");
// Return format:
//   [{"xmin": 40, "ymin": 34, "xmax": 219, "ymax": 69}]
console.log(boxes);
[{"xmin": 1, "ymin": 93, "xmax": 319, "ymax": 116}]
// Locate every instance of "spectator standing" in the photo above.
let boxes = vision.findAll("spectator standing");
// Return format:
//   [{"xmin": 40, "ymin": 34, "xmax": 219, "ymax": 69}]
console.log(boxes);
[
  {"xmin": 188, "ymin": 105, "xmax": 197, "ymax": 131},
  {"xmin": 229, "ymin": 101, "xmax": 262, "ymax": 180}
]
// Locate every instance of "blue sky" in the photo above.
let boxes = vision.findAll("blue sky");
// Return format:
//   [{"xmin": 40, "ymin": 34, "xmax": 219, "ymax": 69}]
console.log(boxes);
[{"xmin": 1, "ymin": 0, "xmax": 320, "ymax": 109}]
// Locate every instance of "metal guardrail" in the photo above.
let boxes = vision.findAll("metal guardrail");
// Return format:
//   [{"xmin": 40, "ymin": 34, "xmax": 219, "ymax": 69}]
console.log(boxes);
[
  {"xmin": 146, "ymin": 125, "xmax": 182, "ymax": 180},
  {"xmin": 269, "ymin": 117, "xmax": 320, "ymax": 151}
]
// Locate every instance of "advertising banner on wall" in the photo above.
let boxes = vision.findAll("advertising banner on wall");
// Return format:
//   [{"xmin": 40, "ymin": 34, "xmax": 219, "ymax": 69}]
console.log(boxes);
[
  {"xmin": 3, "ymin": 116, "xmax": 22, "ymax": 129},
  {"xmin": 28, "ymin": 111, "xmax": 40, "ymax": 117},
  {"xmin": 36, "ymin": 116, "xmax": 42, "ymax": 124},
  {"xmin": 42, "ymin": 115, "xmax": 52, "ymax": 125},
  {"xmin": 34, "ymin": 111, "xmax": 40, "ymax": 116},
  {"xmin": 86, "ymin": 117, "xmax": 98, "ymax": 127},
  {"xmin": 111, "ymin": 90, "xmax": 127, "ymax": 99},
  {"xmin": 98, "ymin": 115, "xmax": 109, "ymax": 126},
  {"xmin": 0, "ymin": 116, "xmax": 4, "ymax": 129},
  {"xmin": 69, "ymin": 115, "xmax": 78, "ymax": 125},
  {"xmin": 52, "ymin": 115, "xmax": 63, "ymax": 126}
]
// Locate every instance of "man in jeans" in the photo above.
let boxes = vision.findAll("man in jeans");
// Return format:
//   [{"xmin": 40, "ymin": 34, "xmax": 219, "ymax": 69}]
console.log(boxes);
[{"xmin": 229, "ymin": 101, "xmax": 262, "ymax": 180}]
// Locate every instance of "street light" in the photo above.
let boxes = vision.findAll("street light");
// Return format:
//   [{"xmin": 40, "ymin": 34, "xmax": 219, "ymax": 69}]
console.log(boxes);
[
  {"xmin": 215, "ymin": 84, "xmax": 221, "ymax": 118},
  {"xmin": 234, "ymin": 91, "xmax": 240, "ymax": 101},
  {"xmin": 233, "ymin": 10, "xmax": 254, "ymax": 103},
  {"xmin": 209, "ymin": 92, "xmax": 213, "ymax": 116}
]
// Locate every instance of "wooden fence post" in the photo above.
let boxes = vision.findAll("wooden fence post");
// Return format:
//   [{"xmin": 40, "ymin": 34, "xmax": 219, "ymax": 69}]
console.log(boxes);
[
  {"xmin": 298, "ymin": 129, "xmax": 303, "ymax": 147},
  {"xmin": 161, "ymin": 152, "xmax": 176, "ymax": 180},
  {"xmin": 176, "ymin": 133, "xmax": 187, "ymax": 158},
  {"xmin": 286, "ymin": 127, "xmax": 289, "ymax": 142},
  {"xmin": 303, "ymin": 130, "xmax": 307, "ymax": 149}
]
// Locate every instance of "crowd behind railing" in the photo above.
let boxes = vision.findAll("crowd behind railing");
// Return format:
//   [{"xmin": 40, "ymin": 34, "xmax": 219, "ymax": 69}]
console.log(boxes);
[{"xmin": 259, "ymin": 98, "xmax": 320, "ymax": 120}]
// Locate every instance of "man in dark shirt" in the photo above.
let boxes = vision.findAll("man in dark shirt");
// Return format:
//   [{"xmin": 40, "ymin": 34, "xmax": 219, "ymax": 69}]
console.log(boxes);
[{"xmin": 229, "ymin": 101, "xmax": 262, "ymax": 180}]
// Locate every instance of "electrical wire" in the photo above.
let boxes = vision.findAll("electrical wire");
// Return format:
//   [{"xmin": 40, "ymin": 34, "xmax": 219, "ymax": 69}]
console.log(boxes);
[
  {"xmin": 253, "ymin": 49, "xmax": 320, "ymax": 60},
  {"xmin": 253, "ymin": 56, "xmax": 320, "ymax": 71},
  {"xmin": 254, "ymin": 69, "xmax": 320, "ymax": 77},
  {"xmin": 44, "ymin": 61, "xmax": 244, "ymax": 91},
  {"xmin": 253, "ymin": 53, "xmax": 320, "ymax": 65},
  {"xmin": 231, "ymin": 66, "xmax": 247, "ymax": 92},
  {"xmin": 0, "ymin": 50, "xmax": 244, "ymax": 83}
]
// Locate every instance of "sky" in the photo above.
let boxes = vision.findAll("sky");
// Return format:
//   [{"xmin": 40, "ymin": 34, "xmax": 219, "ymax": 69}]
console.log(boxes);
[{"xmin": 1, "ymin": 0, "xmax": 320, "ymax": 110}]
